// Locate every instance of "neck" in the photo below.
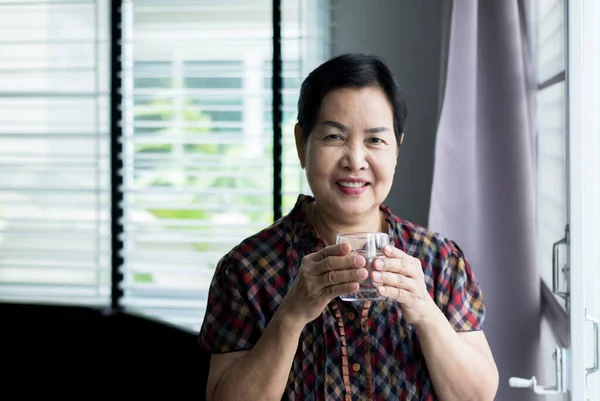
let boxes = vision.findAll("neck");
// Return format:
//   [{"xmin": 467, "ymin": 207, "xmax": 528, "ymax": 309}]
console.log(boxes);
[{"xmin": 312, "ymin": 202, "xmax": 383, "ymax": 246}]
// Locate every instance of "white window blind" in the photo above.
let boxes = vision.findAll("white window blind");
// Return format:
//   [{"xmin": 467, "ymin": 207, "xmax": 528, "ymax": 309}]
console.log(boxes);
[
  {"xmin": 120, "ymin": 0, "xmax": 329, "ymax": 331},
  {"xmin": 533, "ymin": 0, "xmax": 568, "ymax": 307},
  {"xmin": 0, "ymin": 0, "xmax": 111, "ymax": 305}
]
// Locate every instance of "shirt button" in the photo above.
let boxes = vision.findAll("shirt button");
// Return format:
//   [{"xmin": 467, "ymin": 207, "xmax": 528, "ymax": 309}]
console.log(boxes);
[
  {"xmin": 347, "ymin": 312, "xmax": 356, "ymax": 320},
  {"xmin": 352, "ymin": 363, "xmax": 361, "ymax": 372}
]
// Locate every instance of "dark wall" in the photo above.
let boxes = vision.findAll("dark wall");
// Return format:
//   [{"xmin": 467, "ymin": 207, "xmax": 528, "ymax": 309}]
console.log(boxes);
[
  {"xmin": 1, "ymin": 302, "xmax": 210, "ymax": 399},
  {"xmin": 330, "ymin": 0, "xmax": 449, "ymax": 227}
]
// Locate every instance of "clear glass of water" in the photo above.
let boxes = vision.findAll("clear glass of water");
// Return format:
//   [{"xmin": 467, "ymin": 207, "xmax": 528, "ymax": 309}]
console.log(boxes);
[{"xmin": 336, "ymin": 232, "xmax": 390, "ymax": 302}]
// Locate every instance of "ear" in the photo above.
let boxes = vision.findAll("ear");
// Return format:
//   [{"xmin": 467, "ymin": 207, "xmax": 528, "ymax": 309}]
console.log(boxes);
[
  {"xmin": 294, "ymin": 123, "xmax": 306, "ymax": 168},
  {"xmin": 396, "ymin": 132, "xmax": 404, "ymax": 157}
]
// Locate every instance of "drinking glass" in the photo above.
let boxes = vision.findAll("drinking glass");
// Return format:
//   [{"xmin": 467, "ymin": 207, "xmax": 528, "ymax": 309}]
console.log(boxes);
[{"xmin": 335, "ymin": 232, "xmax": 390, "ymax": 301}]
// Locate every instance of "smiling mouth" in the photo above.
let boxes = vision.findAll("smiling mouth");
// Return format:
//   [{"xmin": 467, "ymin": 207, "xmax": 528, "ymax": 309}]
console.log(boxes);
[{"xmin": 337, "ymin": 181, "xmax": 369, "ymax": 188}]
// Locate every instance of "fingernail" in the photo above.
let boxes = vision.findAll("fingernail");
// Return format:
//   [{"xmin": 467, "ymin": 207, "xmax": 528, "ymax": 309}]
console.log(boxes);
[
  {"xmin": 353, "ymin": 255, "xmax": 365, "ymax": 267},
  {"xmin": 372, "ymin": 272, "xmax": 381, "ymax": 281},
  {"xmin": 378, "ymin": 286, "xmax": 386, "ymax": 293}
]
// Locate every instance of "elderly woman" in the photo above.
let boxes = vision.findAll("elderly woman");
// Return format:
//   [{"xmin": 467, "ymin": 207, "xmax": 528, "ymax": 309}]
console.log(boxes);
[{"xmin": 198, "ymin": 53, "xmax": 499, "ymax": 401}]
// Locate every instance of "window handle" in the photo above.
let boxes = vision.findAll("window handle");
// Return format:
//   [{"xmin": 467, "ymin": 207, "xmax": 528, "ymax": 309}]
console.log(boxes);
[
  {"xmin": 509, "ymin": 347, "xmax": 566, "ymax": 395},
  {"xmin": 552, "ymin": 224, "xmax": 569, "ymax": 302},
  {"xmin": 586, "ymin": 312, "xmax": 599, "ymax": 377}
]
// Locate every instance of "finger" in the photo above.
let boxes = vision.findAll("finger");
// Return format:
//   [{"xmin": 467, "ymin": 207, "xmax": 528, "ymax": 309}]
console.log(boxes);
[
  {"xmin": 313, "ymin": 252, "xmax": 366, "ymax": 275},
  {"xmin": 374, "ymin": 248, "xmax": 421, "ymax": 276},
  {"xmin": 371, "ymin": 255, "xmax": 415, "ymax": 277},
  {"xmin": 378, "ymin": 287, "xmax": 418, "ymax": 306},
  {"xmin": 310, "ymin": 243, "xmax": 351, "ymax": 262},
  {"xmin": 323, "ymin": 266, "xmax": 369, "ymax": 286},
  {"xmin": 382, "ymin": 245, "xmax": 419, "ymax": 264},
  {"xmin": 382, "ymin": 245, "xmax": 405, "ymax": 259},
  {"xmin": 325, "ymin": 282, "xmax": 360, "ymax": 299},
  {"xmin": 371, "ymin": 271, "xmax": 417, "ymax": 293}
]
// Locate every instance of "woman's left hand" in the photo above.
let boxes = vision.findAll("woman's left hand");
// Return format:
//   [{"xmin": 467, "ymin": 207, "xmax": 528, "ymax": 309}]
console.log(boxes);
[{"xmin": 371, "ymin": 245, "xmax": 438, "ymax": 326}]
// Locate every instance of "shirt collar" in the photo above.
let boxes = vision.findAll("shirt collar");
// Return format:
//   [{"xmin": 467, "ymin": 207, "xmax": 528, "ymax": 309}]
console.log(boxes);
[{"xmin": 288, "ymin": 194, "xmax": 397, "ymax": 248}]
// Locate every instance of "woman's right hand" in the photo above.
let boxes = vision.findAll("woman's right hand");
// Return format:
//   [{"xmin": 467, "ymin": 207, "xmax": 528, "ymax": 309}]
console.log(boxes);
[{"xmin": 278, "ymin": 243, "xmax": 367, "ymax": 328}]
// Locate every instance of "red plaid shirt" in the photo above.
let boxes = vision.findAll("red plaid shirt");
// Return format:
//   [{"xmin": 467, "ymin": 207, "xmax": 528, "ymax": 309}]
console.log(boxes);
[{"xmin": 198, "ymin": 195, "xmax": 485, "ymax": 400}]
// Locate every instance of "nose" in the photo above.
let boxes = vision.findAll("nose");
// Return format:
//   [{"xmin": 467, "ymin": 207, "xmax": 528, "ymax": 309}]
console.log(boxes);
[{"xmin": 340, "ymin": 142, "xmax": 368, "ymax": 171}]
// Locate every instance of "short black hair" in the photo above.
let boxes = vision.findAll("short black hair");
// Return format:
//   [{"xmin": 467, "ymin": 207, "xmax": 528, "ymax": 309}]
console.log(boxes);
[{"xmin": 297, "ymin": 53, "xmax": 407, "ymax": 145}]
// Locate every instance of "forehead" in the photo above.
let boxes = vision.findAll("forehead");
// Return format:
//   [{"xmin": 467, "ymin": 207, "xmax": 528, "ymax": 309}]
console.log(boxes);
[{"xmin": 318, "ymin": 86, "xmax": 394, "ymax": 122}]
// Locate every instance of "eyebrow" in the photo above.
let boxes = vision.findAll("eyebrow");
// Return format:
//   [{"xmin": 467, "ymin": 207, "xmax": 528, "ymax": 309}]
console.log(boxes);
[{"xmin": 321, "ymin": 120, "xmax": 390, "ymax": 134}]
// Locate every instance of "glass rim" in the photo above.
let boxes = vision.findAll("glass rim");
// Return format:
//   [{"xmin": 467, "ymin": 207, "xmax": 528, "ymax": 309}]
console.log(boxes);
[{"xmin": 335, "ymin": 232, "xmax": 389, "ymax": 240}]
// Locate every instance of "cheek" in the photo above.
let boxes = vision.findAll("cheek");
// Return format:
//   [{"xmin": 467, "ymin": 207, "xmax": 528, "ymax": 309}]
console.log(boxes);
[
  {"xmin": 372, "ymin": 154, "xmax": 397, "ymax": 182},
  {"xmin": 307, "ymin": 148, "xmax": 337, "ymax": 174}
]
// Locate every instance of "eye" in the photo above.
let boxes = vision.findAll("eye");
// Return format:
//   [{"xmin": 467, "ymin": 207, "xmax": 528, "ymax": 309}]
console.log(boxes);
[
  {"xmin": 323, "ymin": 133, "xmax": 344, "ymax": 141},
  {"xmin": 367, "ymin": 137, "xmax": 385, "ymax": 145}
]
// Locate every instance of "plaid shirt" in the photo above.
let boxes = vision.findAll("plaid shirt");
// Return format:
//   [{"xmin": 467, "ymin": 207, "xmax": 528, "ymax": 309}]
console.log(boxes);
[{"xmin": 198, "ymin": 194, "xmax": 485, "ymax": 400}]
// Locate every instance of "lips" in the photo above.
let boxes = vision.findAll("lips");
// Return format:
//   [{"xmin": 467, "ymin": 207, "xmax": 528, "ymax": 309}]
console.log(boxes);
[
  {"xmin": 336, "ymin": 178, "xmax": 369, "ymax": 186},
  {"xmin": 337, "ymin": 181, "xmax": 368, "ymax": 188},
  {"xmin": 336, "ymin": 178, "xmax": 370, "ymax": 195}
]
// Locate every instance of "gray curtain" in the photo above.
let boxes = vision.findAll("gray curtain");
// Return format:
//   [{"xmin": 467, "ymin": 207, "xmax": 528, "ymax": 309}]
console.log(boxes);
[{"xmin": 428, "ymin": 1, "xmax": 539, "ymax": 401}]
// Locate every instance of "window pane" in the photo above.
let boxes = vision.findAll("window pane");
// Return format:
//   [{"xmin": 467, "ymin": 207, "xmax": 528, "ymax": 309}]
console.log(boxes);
[
  {"xmin": 0, "ymin": 0, "xmax": 111, "ymax": 306},
  {"xmin": 536, "ymin": 82, "xmax": 568, "ymax": 303},
  {"xmin": 121, "ymin": 0, "xmax": 328, "ymax": 331},
  {"xmin": 534, "ymin": 0, "xmax": 565, "ymax": 83},
  {"xmin": 280, "ymin": 0, "xmax": 330, "ymax": 213},
  {"xmin": 534, "ymin": 0, "xmax": 569, "ymax": 309}
]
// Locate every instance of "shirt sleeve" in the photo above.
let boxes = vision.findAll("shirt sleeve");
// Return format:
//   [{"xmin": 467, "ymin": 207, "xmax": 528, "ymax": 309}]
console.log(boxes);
[
  {"xmin": 197, "ymin": 256, "xmax": 263, "ymax": 353},
  {"xmin": 437, "ymin": 241, "xmax": 486, "ymax": 332}
]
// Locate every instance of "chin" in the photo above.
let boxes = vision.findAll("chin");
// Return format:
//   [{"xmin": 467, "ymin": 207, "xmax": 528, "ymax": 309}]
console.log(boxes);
[{"xmin": 335, "ymin": 199, "xmax": 374, "ymax": 217}]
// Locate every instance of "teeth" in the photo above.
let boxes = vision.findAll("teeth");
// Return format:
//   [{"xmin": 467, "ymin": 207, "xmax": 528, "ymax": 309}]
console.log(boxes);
[{"xmin": 339, "ymin": 181, "xmax": 367, "ymax": 188}]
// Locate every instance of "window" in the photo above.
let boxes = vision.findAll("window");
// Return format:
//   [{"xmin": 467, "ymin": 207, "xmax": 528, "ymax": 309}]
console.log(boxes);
[
  {"xmin": 533, "ymin": 0, "xmax": 569, "ymax": 310},
  {"xmin": 580, "ymin": 0, "xmax": 600, "ymax": 397},
  {"xmin": 263, "ymin": 59, "xmax": 312, "ymax": 210},
  {"xmin": 530, "ymin": 0, "xmax": 600, "ymax": 397},
  {"xmin": 120, "ymin": 0, "xmax": 329, "ymax": 331},
  {"xmin": 0, "ymin": 0, "xmax": 329, "ymax": 333},
  {"xmin": 0, "ymin": 0, "xmax": 111, "ymax": 305}
]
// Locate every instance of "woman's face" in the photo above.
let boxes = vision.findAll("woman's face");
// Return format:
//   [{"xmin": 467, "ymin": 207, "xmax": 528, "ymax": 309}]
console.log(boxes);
[{"xmin": 295, "ymin": 86, "xmax": 399, "ymax": 220}]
